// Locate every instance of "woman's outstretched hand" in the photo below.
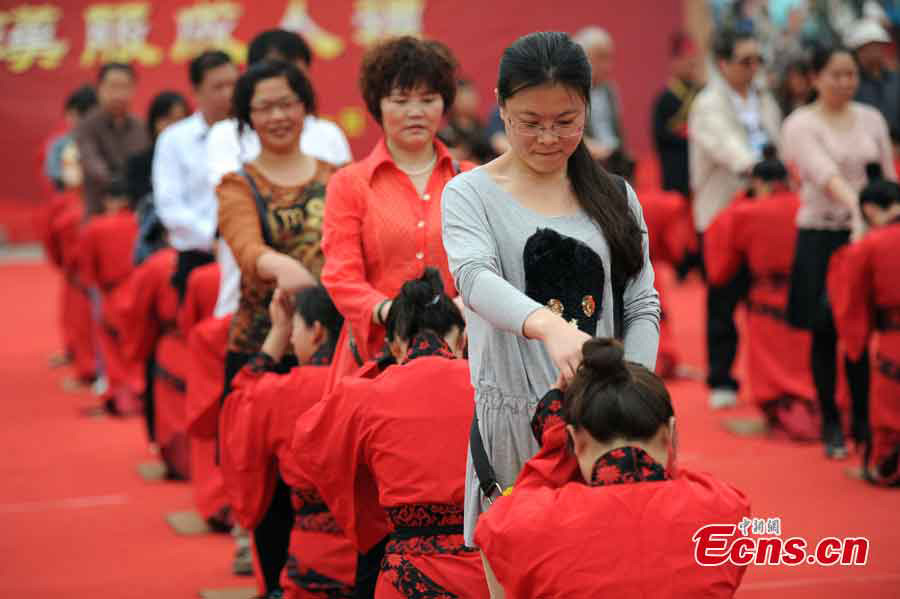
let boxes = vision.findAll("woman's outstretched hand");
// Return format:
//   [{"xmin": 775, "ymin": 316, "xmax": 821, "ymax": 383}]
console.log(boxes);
[{"xmin": 523, "ymin": 308, "xmax": 590, "ymax": 384}]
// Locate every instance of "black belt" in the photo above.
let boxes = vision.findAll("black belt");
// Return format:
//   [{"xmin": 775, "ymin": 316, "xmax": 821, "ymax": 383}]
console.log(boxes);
[
  {"xmin": 876, "ymin": 354, "xmax": 900, "ymax": 382},
  {"xmin": 101, "ymin": 318, "xmax": 120, "ymax": 342},
  {"xmin": 65, "ymin": 272, "xmax": 91, "ymax": 295},
  {"xmin": 876, "ymin": 307, "xmax": 900, "ymax": 331},
  {"xmin": 752, "ymin": 272, "xmax": 790, "ymax": 288},
  {"xmin": 155, "ymin": 363, "xmax": 186, "ymax": 393},
  {"xmin": 100, "ymin": 274, "xmax": 129, "ymax": 294},
  {"xmin": 390, "ymin": 524, "xmax": 463, "ymax": 540},
  {"xmin": 746, "ymin": 299, "xmax": 790, "ymax": 323},
  {"xmin": 296, "ymin": 503, "xmax": 327, "ymax": 516}
]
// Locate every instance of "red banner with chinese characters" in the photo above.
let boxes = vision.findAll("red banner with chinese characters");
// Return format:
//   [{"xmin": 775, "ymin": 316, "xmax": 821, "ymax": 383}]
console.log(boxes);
[{"xmin": 0, "ymin": 0, "xmax": 680, "ymax": 240}]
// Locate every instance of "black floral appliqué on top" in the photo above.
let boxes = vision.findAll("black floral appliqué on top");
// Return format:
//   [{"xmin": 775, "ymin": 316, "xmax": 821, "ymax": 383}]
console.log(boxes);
[
  {"xmin": 404, "ymin": 331, "xmax": 455, "ymax": 363},
  {"xmin": 590, "ymin": 446, "xmax": 670, "ymax": 487}
]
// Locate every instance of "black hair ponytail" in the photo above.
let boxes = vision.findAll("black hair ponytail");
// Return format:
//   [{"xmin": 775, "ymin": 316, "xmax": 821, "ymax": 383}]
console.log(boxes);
[
  {"xmin": 385, "ymin": 268, "xmax": 464, "ymax": 343},
  {"xmin": 498, "ymin": 31, "xmax": 644, "ymax": 282}
]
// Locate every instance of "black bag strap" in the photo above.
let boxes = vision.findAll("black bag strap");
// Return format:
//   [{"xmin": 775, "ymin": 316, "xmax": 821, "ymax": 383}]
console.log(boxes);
[
  {"xmin": 610, "ymin": 174, "xmax": 628, "ymax": 341},
  {"xmin": 470, "ymin": 408, "xmax": 502, "ymax": 502},
  {"xmin": 238, "ymin": 167, "xmax": 274, "ymax": 247}
]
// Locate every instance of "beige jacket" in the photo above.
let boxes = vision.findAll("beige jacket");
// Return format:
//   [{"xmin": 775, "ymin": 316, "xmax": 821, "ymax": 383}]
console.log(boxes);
[{"xmin": 688, "ymin": 79, "xmax": 781, "ymax": 231}]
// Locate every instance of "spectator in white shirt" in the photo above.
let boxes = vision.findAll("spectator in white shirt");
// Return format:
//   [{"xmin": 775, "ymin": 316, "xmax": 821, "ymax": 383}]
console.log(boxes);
[
  {"xmin": 688, "ymin": 28, "xmax": 781, "ymax": 410},
  {"xmin": 153, "ymin": 50, "xmax": 238, "ymax": 300},
  {"xmin": 206, "ymin": 29, "xmax": 352, "ymax": 319}
]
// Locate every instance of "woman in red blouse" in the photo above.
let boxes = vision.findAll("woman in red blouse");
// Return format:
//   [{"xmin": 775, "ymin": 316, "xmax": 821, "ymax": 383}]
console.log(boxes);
[{"xmin": 321, "ymin": 36, "xmax": 472, "ymax": 392}]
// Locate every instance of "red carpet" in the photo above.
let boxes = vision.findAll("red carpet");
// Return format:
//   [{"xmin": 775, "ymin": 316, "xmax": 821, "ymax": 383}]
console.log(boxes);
[
  {"xmin": 0, "ymin": 263, "xmax": 247, "ymax": 598},
  {"xmin": 1, "ymin": 261, "xmax": 898, "ymax": 597}
]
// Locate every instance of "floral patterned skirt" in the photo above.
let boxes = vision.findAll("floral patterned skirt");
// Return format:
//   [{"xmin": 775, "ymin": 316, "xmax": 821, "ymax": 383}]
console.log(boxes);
[
  {"xmin": 376, "ymin": 504, "xmax": 489, "ymax": 599},
  {"xmin": 282, "ymin": 490, "xmax": 356, "ymax": 599}
]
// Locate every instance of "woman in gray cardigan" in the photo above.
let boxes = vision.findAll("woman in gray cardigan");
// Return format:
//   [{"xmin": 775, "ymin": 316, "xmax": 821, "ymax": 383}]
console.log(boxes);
[{"xmin": 441, "ymin": 31, "xmax": 660, "ymax": 546}]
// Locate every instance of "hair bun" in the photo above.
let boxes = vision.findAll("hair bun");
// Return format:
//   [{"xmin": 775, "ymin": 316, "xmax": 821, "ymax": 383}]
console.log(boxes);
[
  {"xmin": 579, "ymin": 338, "xmax": 628, "ymax": 382},
  {"xmin": 399, "ymin": 267, "xmax": 446, "ymax": 309}
]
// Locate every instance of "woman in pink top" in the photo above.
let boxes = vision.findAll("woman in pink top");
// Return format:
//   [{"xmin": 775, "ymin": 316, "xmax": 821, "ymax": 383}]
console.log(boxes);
[{"xmin": 781, "ymin": 45, "xmax": 895, "ymax": 459}]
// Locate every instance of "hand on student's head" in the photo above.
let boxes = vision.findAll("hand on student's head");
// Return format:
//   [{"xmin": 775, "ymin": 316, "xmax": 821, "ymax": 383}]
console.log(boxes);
[
  {"xmin": 268, "ymin": 288, "xmax": 293, "ymax": 333},
  {"xmin": 551, "ymin": 371, "xmax": 568, "ymax": 392},
  {"xmin": 544, "ymin": 323, "xmax": 591, "ymax": 385}
]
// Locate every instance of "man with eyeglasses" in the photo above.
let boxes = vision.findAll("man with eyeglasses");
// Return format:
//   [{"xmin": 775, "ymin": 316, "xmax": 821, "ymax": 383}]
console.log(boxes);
[{"xmin": 688, "ymin": 28, "xmax": 781, "ymax": 411}]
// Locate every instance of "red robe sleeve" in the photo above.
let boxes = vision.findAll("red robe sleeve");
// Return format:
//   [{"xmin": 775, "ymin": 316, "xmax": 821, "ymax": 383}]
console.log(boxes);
[
  {"xmin": 220, "ymin": 363, "xmax": 284, "ymax": 530},
  {"xmin": 663, "ymin": 195, "xmax": 698, "ymax": 265},
  {"xmin": 320, "ymin": 169, "xmax": 388, "ymax": 362},
  {"xmin": 703, "ymin": 202, "xmax": 745, "ymax": 287},
  {"xmin": 290, "ymin": 377, "xmax": 392, "ymax": 552},
  {"xmin": 514, "ymin": 420, "xmax": 582, "ymax": 492},
  {"xmin": 185, "ymin": 315, "xmax": 232, "ymax": 438},
  {"xmin": 177, "ymin": 263, "xmax": 221, "ymax": 335},
  {"xmin": 43, "ymin": 202, "xmax": 67, "ymax": 270},
  {"xmin": 828, "ymin": 243, "xmax": 873, "ymax": 361},
  {"xmin": 77, "ymin": 223, "xmax": 100, "ymax": 289},
  {"xmin": 115, "ymin": 249, "xmax": 177, "ymax": 365},
  {"xmin": 58, "ymin": 211, "xmax": 83, "ymax": 277}
]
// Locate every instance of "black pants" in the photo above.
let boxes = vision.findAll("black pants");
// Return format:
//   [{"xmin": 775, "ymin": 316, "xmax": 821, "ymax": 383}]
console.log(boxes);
[
  {"xmin": 143, "ymin": 356, "xmax": 156, "ymax": 443},
  {"xmin": 810, "ymin": 312, "xmax": 871, "ymax": 444},
  {"xmin": 700, "ymin": 234, "xmax": 751, "ymax": 390},
  {"xmin": 254, "ymin": 476, "xmax": 294, "ymax": 594},
  {"xmin": 788, "ymin": 229, "xmax": 870, "ymax": 446},
  {"xmin": 355, "ymin": 536, "xmax": 388, "ymax": 599},
  {"xmin": 223, "ymin": 350, "xmax": 298, "ymax": 594},
  {"xmin": 171, "ymin": 249, "xmax": 214, "ymax": 302}
]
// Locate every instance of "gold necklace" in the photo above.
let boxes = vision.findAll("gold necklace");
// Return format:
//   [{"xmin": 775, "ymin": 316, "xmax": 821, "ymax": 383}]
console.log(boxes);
[{"xmin": 396, "ymin": 152, "xmax": 437, "ymax": 177}]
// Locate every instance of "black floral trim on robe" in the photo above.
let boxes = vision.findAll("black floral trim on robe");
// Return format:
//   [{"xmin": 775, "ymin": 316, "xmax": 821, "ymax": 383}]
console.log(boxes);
[
  {"xmin": 284, "ymin": 556, "xmax": 354, "ymax": 598},
  {"xmin": 590, "ymin": 446, "xmax": 670, "ymax": 486},
  {"xmin": 308, "ymin": 343, "xmax": 334, "ymax": 366},
  {"xmin": 291, "ymin": 488, "xmax": 343, "ymax": 534},
  {"xmin": 247, "ymin": 351, "xmax": 277, "ymax": 373},
  {"xmin": 531, "ymin": 388, "xmax": 566, "ymax": 446},
  {"xmin": 380, "ymin": 554, "xmax": 461, "ymax": 599},
  {"xmin": 246, "ymin": 341, "xmax": 332, "ymax": 375},
  {"xmin": 404, "ymin": 331, "xmax": 455, "ymax": 362}
]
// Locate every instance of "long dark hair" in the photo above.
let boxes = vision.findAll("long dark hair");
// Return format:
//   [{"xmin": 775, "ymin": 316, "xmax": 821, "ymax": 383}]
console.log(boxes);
[
  {"xmin": 564, "ymin": 338, "xmax": 673, "ymax": 442},
  {"xmin": 497, "ymin": 31, "xmax": 644, "ymax": 282},
  {"xmin": 294, "ymin": 285, "xmax": 343, "ymax": 359},
  {"xmin": 806, "ymin": 44, "xmax": 855, "ymax": 105},
  {"xmin": 385, "ymin": 268, "xmax": 465, "ymax": 343}
]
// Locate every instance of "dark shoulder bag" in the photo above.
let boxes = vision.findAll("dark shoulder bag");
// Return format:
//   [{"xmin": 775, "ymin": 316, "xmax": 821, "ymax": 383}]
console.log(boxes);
[{"xmin": 238, "ymin": 167, "xmax": 274, "ymax": 246}]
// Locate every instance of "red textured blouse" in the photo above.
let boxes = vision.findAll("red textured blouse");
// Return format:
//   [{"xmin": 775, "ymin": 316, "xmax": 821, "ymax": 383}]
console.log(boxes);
[{"xmin": 320, "ymin": 138, "xmax": 472, "ymax": 389}]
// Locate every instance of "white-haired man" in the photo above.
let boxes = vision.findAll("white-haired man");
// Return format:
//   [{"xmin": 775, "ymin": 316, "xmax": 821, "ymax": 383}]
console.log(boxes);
[{"xmin": 574, "ymin": 26, "xmax": 626, "ymax": 160}]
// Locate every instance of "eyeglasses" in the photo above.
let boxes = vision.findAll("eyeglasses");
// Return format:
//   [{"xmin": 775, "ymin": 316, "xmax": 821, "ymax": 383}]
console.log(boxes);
[
  {"xmin": 250, "ymin": 97, "xmax": 304, "ymax": 117},
  {"xmin": 735, "ymin": 54, "xmax": 764, "ymax": 67},
  {"xmin": 505, "ymin": 114, "xmax": 585, "ymax": 138}
]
